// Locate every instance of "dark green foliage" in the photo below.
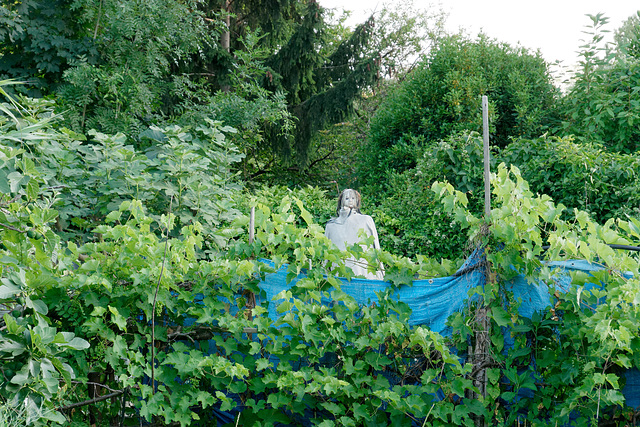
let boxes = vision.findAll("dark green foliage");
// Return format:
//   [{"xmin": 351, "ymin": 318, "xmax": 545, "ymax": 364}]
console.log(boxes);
[
  {"xmin": 252, "ymin": 79, "xmax": 392, "ymax": 190},
  {"xmin": 265, "ymin": 1, "xmax": 324, "ymax": 107},
  {"xmin": 359, "ymin": 34, "xmax": 559, "ymax": 191},
  {"xmin": 559, "ymin": 14, "xmax": 640, "ymax": 153},
  {"xmin": 0, "ymin": 0, "xmax": 97, "ymax": 96},
  {"xmin": 372, "ymin": 171, "xmax": 469, "ymax": 261},
  {"xmin": 368, "ymin": 132, "xmax": 487, "ymax": 261},
  {"xmin": 223, "ymin": 0, "xmax": 299, "ymax": 51},
  {"xmin": 500, "ymin": 135, "xmax": 640, "ymax": 222},
  {"xmin": 416, "ymin": 131, "xmax": 489, "ymax": 195},
  {"xmin": 264, "ymin": 1, "xmax": 380, "ymax": 164}
]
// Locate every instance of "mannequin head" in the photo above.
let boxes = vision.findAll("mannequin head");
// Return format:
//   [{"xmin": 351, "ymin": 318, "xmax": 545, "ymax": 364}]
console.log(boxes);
[{"xmin": 336, "ymin": 189, "xmax": 361, "ymax": 216}]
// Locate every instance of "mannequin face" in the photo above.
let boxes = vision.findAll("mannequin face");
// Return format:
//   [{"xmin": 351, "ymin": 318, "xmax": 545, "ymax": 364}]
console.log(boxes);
[{"xmin": 342, "ymin": 190, "xmax": 357, "ymax": 209}]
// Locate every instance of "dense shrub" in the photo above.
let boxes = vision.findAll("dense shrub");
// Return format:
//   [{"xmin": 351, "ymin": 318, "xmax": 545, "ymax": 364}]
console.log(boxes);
[
  {"xmin": 0, "ymin": 91, "xmax": 245, "ymax": 257},
  {"xmin": 4, "ymin": 83, "xmax": 640, "ymax": 426},
  {"xmin": 500, "ymin": 135, "xmax": 640, "ymax": 222},
  {"xmin": 559, "ymin": 15, "xmax": 640, "ymax": 153},
  {"xmin": 0, "ymin": 0, "xmax": 98, "ymax": 96},
  {"xmin": 363, "ymin": 132, "xmax": 488, "ymax": 261},
  {"xmin": 371, "ymin": 171, "xmax": 470, "ymax": 261},
  {"xmin": 359, "ymin": 33, "xmax": 559, "ymax": 192}
]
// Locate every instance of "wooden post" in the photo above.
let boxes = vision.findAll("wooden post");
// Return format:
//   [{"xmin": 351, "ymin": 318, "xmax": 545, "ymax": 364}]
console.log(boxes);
[
  {"xmin": 473, "ymin": 96, "xmax": 492, "ymax": 427},
  {"xmin": 247, "ymin": 207, "xmax": 256, "ymax": 339},
  {"xmin": 482, "ymin": 95, "xmax": 491, "ymax": 221},
  {"xmin": 249, "ymin": 207, "xmax": 255, "ymax": 245}
]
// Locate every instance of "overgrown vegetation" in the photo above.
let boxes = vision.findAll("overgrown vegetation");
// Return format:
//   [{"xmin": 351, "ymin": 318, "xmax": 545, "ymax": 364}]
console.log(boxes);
[
  {"xmin": 358, "ymin": 34, "xmax": 559, "ymax": 193},
  {"xmin": 2, "ymin": 3, "xmax": 640, "ymax": 426}
]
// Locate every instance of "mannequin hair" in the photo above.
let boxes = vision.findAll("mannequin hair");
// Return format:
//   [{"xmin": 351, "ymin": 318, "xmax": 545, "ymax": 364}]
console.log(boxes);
[{"xmin": 336, "ymin": 189, "xmax": 362, "ymax": 216}]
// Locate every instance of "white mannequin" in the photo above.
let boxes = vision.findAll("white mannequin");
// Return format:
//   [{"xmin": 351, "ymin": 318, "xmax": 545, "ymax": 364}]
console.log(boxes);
[{"xmin": 324, "ymin": 189, "xmax": 384, "ymax": 280}]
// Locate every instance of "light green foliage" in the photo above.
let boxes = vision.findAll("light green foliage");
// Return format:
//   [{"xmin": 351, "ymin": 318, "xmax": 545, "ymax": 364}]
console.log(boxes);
[
  {"xmin": 615, "ymin": 11, "xmax": 640, "ymax": 58},
  {"xmin": 366, "ymin": 1, "xmax": 445, "ymax": 77},
  {"xmin": 0, "ymin": 95, "xmax": 89, "ymax": 424},
  {"xmin": 3, "ymin": 116, "xmax": 640, "ymax": 424},
  {"xmin": 237, "ymin": 185, "xmax": 336, "ymax": 227},
  {"xmin": 435, "ymin": 164, "xmax": 640, "ymax": 424},
  {"xmin": 5, "ymin": 69, "xmax": 640, "ymax": 424},
  {"xmin": 23, "ymin": 195, "xmax": 475, "ymax": 425},
  {"xmin": 1, "ymin": 91, "xmax": 245, "ymax": 253}
]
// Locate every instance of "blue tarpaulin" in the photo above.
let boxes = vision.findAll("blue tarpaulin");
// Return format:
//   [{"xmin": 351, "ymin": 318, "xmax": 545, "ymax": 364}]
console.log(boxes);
[
  {"xmin": 205, "ymin": 253, "xmax": 639, "ymax": 424},
  {"xmin": 257, "ymin": 248, "xmax": 486, "ymax": 335},
  {"xmin": 253, "ymin": 253, "xmax": 640, "ymax": 409}
]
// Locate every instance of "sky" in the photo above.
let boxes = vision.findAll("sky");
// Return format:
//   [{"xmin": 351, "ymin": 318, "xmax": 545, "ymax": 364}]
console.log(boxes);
[{"xmin": 319, "ymin": 0, "xmax": 639, "ymax": 70}]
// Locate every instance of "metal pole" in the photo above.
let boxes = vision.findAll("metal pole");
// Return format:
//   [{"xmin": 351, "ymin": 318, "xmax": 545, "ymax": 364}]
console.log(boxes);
[{"xmin": 482, "ymin": 96, "xmax": 491, "ymax": 221}]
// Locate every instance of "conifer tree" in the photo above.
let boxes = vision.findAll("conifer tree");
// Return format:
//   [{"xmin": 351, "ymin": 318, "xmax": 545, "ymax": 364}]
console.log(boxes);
[
  {"xmin": 214, "ymin": 0, "xmax": 381, "ymax": 164},
  {"xmin": 267, "ymin": 2, "xmax": 379, "ymax": 163}
]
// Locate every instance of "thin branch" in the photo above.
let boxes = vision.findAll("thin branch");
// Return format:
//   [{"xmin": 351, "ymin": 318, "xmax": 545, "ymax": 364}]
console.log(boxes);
[
  {"xmin": 151, "ymin": 197, "xmax": 173, "ymax": 394},
  {"xmin": 303, "ymin": 146, "xmax": 336, "ymax": 170},
  {"xmin": 60, "ymin": 389, "xmax": 125, "ymax": 411},
  {"xmin": 71, "ymin": 381, "xmax": 122, "ymax": 394},
  {"xmin": 43, "ymin": 185, "xmax": 68, "ymax": 191},
  {"xmin": 247, "ymin": 158, "xmax": 276, "ymax": 180},
  {"xmin": 93, "ymin": 0, "xmax": 103, "ymax": 40},
  {"xmin": 167, "ymin": 325, "xmax": 258, "ymax": 342},
  {"xmin": 184, "ymin": 73, "xmax": 217, "ymax": 77},
  {"xmin": 0, "ymin": 195, "xmax": 22, "ymax": 207},
  {"xmin": 469, "ymin": 359, "xmax": 497, "ymax": 379},
  {"xmin": 0, "ymin": 222, "xmax": 23, "ymax": 232}
]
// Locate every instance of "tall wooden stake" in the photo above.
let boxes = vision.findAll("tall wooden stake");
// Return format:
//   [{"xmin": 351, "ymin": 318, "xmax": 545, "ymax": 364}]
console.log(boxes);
[
  {"xmin": 474, "ymin": 96, "xmax": 491, "ymax": 427},
  {"xmin": 249, "ymin": 207, "xmax": 255, "ymax": 245},
  {"xmin": 247, "ymin": 207, "xmax": 256, "ymax": 340},
  {"xmin": 482, "ymin": 95, "xmax": 491, "ymax": 221}
]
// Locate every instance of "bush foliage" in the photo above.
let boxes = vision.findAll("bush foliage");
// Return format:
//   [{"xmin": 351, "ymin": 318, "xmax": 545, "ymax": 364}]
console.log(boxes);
[
  {"xmin": 3, "ymin": 8, "xmax": 640, "ymax": 427},
  {"xmin": 359, "ymin": 34, "xmax": 559, "ymax": 192},
  {"xmin": 3, "ymin": 84, "xmax": 640, "ymax": 426}
]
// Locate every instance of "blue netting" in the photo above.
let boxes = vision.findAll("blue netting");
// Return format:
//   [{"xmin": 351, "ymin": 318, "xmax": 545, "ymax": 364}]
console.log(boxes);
[
  {"xmin": 257, "ymin": 248, "xmax": 486, "ymax": 335},
  {"xmin": 205, "ymin": 252, "xmax": 640, "ymax": 423}
]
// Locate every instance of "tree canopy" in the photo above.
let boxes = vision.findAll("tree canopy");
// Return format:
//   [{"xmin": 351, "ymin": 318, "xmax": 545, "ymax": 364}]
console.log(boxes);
[{"xmin": 358, "ymin": 33, "xmax": 560, "ymax": 192}]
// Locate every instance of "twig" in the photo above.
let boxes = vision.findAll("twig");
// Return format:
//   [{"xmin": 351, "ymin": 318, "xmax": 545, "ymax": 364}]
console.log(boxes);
[
  {"xmin": 93, "ymin": 0, "xmax": 103, "ymax": 40},
  {"xmin": 43, "ymin": 185, "xmax": 68, "ymax": 191},
  {"xmin": 0, "ymin": 222, "xmax": 23, "ymax": 232},
  {"xmin": 60, "ymin": 389, "xmax": 125, "ymax": 411},
  {"xmin": 423, "ymin": 403, "xmax": 435, "ymax": 426},
  {"xmin": 0, "ymin": 194, "xmax": 22, "ymax": 207},
  {"xmin": 151, "ymin": 197, "xmax": 173, "ymax": 394},
  {"xmin": 71, "ymin": 381, "xmax": 122, "ymax": 394},
  {"xmin": 167, "ymin": 325, "xmax": 258, "ymax": 342},
  {"xmin": 469, "ymin": 360, "xmax": 496, "ymax": 379}
]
